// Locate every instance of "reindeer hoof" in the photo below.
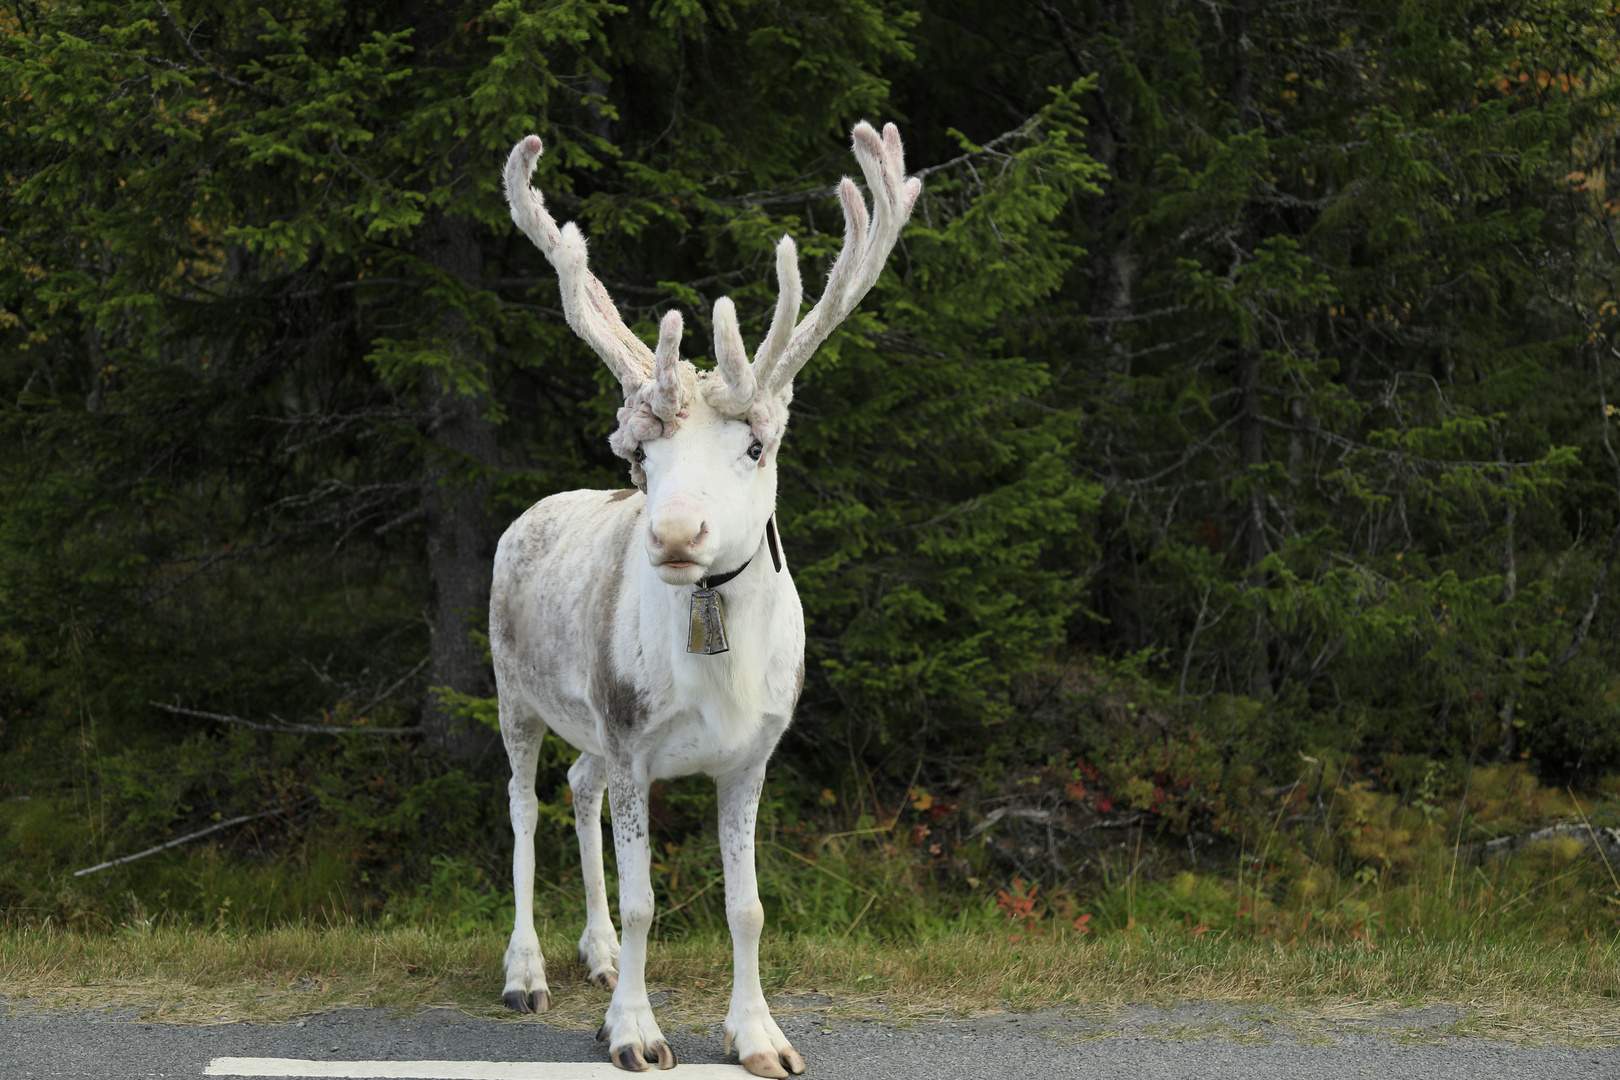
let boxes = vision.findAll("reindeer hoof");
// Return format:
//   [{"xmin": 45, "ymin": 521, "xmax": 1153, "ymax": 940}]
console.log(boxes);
[
  {"xmin": 590, "ymin": 969, "xmax": 619, "ymax": 991},
  {"xmin": 502, "ymin": 989, "xmax": 550, "ymax": 1014},
  {"xmin": 724, "ymin": 1013, "xmax": 801, "ymax": 1076},
  {"xmin": 600, "ymin": 996, "xmax": 672, "ymax": 1072},
  {"xmin": 613, "ymin": 1044, "xmax": 650, "ymax": 1072},
  {"xmin": 741, "ymin": 1052, "xmax": 791, "ymax": 1078}
]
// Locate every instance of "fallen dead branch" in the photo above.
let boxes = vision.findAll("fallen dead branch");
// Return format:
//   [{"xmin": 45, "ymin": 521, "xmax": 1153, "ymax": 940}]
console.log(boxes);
[
  {"xmin": 72, "ymin": 798, "xmax": 316, "ymax": 877},
  {"xmin": 1468, "ymin": 822, "xmax": 1620, "ymax": 866},
  {"xmin": 150, "ymin": 701, "xmax": 423, "ymax": 737}
]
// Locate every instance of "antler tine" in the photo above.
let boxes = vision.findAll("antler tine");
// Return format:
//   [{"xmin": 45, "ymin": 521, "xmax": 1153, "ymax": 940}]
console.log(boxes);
[
  {"xmin": 748, "ymin": 236, "xmax": 803, "ymax": 393},
  {"xmin": 847, "ymin": 122, "xmax": 919, "ymax": 300},
  {"xmin": 504, "ymin": 136, "xmax": 655, "ymax": 395},
  {"xmin": 650, "ymin": 310, "xmax": 685, "ymax": 419},
  {"xmin": 706, "ymin": 297, "xmax": 757, "ymax": 415},
  {"xmin": 760, "ymin": 177, "xmax": 868, "ymax": 397},
  {"xmin": 762, "ymin": 121, "xmax": 918, "ymax": 397}
]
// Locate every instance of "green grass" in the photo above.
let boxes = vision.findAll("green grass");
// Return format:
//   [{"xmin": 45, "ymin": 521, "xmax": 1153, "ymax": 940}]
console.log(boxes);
[{"xmin": 2, "ymin": 924, "xmax": 1619, "ymax": 1043}]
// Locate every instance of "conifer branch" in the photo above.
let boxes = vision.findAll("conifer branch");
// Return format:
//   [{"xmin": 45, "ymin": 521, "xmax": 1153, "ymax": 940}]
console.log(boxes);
[
  {"xmin": 713, "ymin": 116, "xmax": 1038, "ymax": 209},
  {"xmin": 1530, "ymin": 243, "xmax": 1620, "ymax": 672},
  {"xmin": 1553, "ymin": 341, "xmax": 1620, "ymax": 670},
  {"xmin": 152, "ymin": 0, "xmax": 280, "ymax": 103}
]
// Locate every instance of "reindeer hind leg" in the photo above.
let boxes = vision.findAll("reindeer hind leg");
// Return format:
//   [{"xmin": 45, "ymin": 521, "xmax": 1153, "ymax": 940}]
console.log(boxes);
[
  {"xmin": 568, "ymin": 752, "xmax": 620, "ymax": 990},
  {"xmin": 500, "ymin": 697, "xmax": 551, "ymax": 1014}
]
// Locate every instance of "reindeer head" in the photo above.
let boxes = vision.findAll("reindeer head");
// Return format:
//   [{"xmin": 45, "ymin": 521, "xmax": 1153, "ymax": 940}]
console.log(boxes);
[{"xmin": 503, "ymin": 125, "xmax": 920, "ymax": 586}]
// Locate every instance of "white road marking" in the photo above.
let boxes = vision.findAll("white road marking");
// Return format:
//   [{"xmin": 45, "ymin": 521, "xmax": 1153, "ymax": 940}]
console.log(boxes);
[{"xmin": 205, "ymin": 1059, "xmax": 749, "ymax": 1079}]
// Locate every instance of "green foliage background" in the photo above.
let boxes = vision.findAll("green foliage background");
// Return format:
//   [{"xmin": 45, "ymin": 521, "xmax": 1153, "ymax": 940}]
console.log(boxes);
[{"xmin": 6, "ymin": 0, "xmax": 1620, "ymax": 940}]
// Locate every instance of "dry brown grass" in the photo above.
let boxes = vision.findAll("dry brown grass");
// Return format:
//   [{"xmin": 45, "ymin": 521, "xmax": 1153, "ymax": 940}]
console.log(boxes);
[{"xmin": 4, "ymin": 924, "xmax": 1620, "ymax": 1043}]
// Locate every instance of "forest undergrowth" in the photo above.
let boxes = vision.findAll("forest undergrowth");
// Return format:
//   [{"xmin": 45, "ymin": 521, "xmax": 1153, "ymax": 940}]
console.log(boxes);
[
  {"xmin": 6, "ymin": 722, "xmax": 1620, "ymax": 1032},
  {"xmin": 6, "ymin": 710, "xmax": 1620, "ymax": 1022},
  {"xmin": 10, "ymin": 650, "xmax": 1620, "ymax": 949}
]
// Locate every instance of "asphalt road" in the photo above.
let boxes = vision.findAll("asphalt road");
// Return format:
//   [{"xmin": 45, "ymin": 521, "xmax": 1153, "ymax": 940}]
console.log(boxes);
[{"xmin": 3, "ymin": 1002, "xmax": 1618, "ymax": 1080}]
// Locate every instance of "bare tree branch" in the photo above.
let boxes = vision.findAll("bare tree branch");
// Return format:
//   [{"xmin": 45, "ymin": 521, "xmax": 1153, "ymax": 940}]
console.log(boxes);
[
  {"xmin": 73, "ymin": 799, "xmax": 314, "ymax": 877},
  {"xmin": 152, "ymin": 0, "xmax": 280, "ymax": 103},
  {"xmin": 149, "ymin": 701, "xmax": 423, "ymax": 736}
]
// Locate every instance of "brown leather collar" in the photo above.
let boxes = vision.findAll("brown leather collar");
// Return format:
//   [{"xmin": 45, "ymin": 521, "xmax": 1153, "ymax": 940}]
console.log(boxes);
[{"xmin": 697, "ymin": 518, "xmax": 782, "ymax": 589}]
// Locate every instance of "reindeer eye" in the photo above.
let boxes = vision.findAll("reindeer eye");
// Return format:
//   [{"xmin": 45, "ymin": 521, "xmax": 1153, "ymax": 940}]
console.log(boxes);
[
  {"xmin": 633, "ymin": 446, "xmax": 645, "ymax": 464},
  {"xmin": 748, "ymin": 439, "xmax": 764, "ymax": 461}
]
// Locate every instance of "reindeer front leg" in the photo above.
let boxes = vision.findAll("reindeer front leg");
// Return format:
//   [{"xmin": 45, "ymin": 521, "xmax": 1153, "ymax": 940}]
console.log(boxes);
[
  {"xmin": 601, "ymin": 761, "xmax": 677, "ymax": 1071},
  {"xmin": 717, "ymin": 764, "xmax": 805, "ymax": 1078}
]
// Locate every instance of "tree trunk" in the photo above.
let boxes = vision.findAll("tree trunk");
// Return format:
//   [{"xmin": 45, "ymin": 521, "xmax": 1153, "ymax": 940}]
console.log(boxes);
[
  {"xmin": 1240, "ymin": 343, "xmax": 1272, "ymax": 697},
  {"xmin": 1231, "ymin": 2, "xmax": 1269, "ymax": 697},
  {"xmin": 1078, "ymin": 0, "xmax": 1136, "ymax": 378},
  {"xmin": 1497, "ymin": 447, "xmax": 1523, "ymax": 761},
  {"xmin": 420, "ymin": 210, "xmax": 499, "ymax": 757}
]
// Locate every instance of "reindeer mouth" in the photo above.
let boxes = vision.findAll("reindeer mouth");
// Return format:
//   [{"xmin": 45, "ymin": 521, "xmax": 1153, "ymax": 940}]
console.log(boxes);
[{"xmin": 652, "ymin": 557, "xmax": 706, "ymax": 586}]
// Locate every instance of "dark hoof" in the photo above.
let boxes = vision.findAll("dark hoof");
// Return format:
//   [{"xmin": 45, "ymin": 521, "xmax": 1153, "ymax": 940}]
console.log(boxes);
[
  {"xmin": 597, "ymin": 1024, "xmax": 610, "ymax": 1043},
  {"xmin": 741, "ymin": 1052, "xmax": 790, "ymax": 1078},
  {"xmin": 502, "ymin": 988, "xmax": 548, "ymax": 1014},
  {"xmin": 651, "ymin": 1040, "xmax": 678, "ymax": 1070},
  {"xmin": 614, "ymin": 1044, "xmax": 650, "ymax": 1072},
  {"xmin": 590, "ymin": 969, "xmax": 620, "ymax": 991},
  {"xmin": 503, "ymin": 988, "xmax": 548, "ymax": 1014}
]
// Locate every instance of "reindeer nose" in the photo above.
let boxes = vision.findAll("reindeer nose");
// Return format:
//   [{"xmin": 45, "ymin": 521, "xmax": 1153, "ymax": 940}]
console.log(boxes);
[{"xmin": 649, "ymin": 516, "xmax": 707, "ymax": 555}]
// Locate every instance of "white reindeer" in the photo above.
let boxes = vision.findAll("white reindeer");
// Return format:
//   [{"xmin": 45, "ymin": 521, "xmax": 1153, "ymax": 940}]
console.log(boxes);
[{"xmin": 491, "ymin": 124, "xmax": 920, "ymax": 1076}]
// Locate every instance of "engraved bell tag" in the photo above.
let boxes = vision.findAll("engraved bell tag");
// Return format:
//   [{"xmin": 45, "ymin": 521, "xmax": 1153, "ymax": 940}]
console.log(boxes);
[{"xmin": 687, "ymin": 587, "xmax": 729, "ymax": 655}]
